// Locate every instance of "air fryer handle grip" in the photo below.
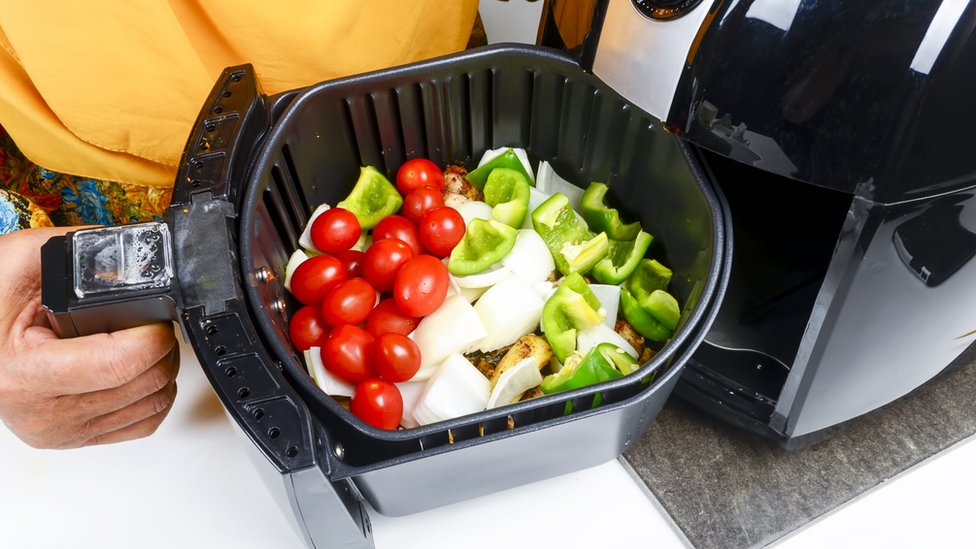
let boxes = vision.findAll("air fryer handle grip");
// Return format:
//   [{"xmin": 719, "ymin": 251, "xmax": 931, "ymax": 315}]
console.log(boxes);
[
  {"xmin": 41, "ymin": 223, "xmax": 179, "ymax": 338},
  {"xmin": 172, "ymin": 63, "xmax": 269, "ymax": 208}
]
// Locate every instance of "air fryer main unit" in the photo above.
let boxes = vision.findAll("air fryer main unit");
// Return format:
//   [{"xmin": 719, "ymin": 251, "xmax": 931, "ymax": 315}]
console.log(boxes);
[{"xmin": 542, "ymin": 0, "xmax": 976, "ymax": 446}]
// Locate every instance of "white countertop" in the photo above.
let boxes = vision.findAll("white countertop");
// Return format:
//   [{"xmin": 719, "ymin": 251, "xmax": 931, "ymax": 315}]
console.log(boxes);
[{"xmin": 2, "ymin": 335, "xmax": 974, "ymax": 549}]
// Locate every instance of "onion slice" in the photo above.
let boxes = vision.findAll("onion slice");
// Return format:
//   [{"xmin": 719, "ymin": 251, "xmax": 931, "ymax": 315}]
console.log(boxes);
[
  {"xmin": 536, "ymin": 161, "xmax": 583, "ymax": 211},
  {"xmin": 453, "ymin": 200, "xmax": 494, "ymax": 227},
  {"xmin": 589, "ymin": 284, "xmax": 621, "ymax": 328},
  {"xmin": 473, "ymin": 276, "xmax": 545, "ymax": 352},
  {"xmin": 576, "ymin": 323, "xmax": 639, "ymax": 360},
  {"xmin": 395, "ymin": 380, "xmax": 427, "ymax": 429},
  {"xmin": 298, "ymin": 203, "xmax": 331, "ymax": 253},
  {"xmin": 304, "ymin": 347, "xmax": 354, "ymax": 397},
  {"xmin": 411, "ymin": 353, "xmax": 491, "ymax": 426},
  {"xmin": 501, "ymin": 230, "xmax": 556, "ymax": 282},
  {"xmin": 453, "ymin": 264, "xmax": 513, "ymax": 288},
  {"xmin": 486, "ymin": 357, "xmax": 543, "ymax": 409},
  {"xmin": 409, "ymin": 295, "xmax": 487, "ymax": 380},
  {"xmin": 284, "ymin": 249, "xmax": 309, "ymax": 293}
]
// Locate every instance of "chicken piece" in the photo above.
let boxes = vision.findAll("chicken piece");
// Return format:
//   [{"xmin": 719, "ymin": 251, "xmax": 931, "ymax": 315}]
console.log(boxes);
[
  {"xmin": 443, "ymin": 164, "xmax": 483, "ymax": 201},
  {"xmin": 615, "ymin": 319, "xmax": 647, "ymax": 358},
  {"xmin": 467, "ymin": 345, "xmax": 511, "ymax": 381},
  {"xmin": 489, "ymin": 334, "xmax": 553, "ymax": 388}
]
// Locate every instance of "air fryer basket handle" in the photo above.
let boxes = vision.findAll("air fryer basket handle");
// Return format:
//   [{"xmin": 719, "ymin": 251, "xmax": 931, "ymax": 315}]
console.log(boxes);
[{"xmin": 40, "ymin": 64, "xmax": 374, "ymax": 549}]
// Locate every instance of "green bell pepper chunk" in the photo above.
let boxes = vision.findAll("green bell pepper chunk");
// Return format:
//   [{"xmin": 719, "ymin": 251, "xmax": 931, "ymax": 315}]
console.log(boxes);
[
  {"xmin": 483, "ymin": 168, "xmax": 531, "ymax": 228},
  {"xmin": 531, "ymin": 193, "xmax": 610, "ymax": 275},
  {"xmin": 594, "ymin": 342, "xmax": 640, "ymax": 376},
  {"xmin": 620, "ymin": 287, "xmax": 680, "ymax": 342},
  {"xmin": 580, "ymin": 182, "xmax": 642, "ymax": 241},
  {"xmin": 592, "ymin": 230, "xmax": 653, "ymax": 285},
  {"xmin": 336, "ymin": 166, "xmax": 403, "ymax": 229},
  {"xmin": 540, "ymin": 345, "xmax": 623, "ymax": 395},
  {"xmin": 623, "ymin": 258, "xmax": 672, "ymax": 302},
  {"xmin": 465, "ymin": 149, "xmax": 534, "ymax": 190},
  {"xmin": 447, "ymin": 218, "xmax": 518, "ymax": 276},
  {"xmin": 542, "ymin": 272, "xmax": 606, "ymax": 362}
]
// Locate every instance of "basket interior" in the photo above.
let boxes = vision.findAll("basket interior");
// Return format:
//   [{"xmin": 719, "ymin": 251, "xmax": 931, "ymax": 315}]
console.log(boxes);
[{"xmin": 239, "ymin": 47, "xmax": 721, "ymax": 467}]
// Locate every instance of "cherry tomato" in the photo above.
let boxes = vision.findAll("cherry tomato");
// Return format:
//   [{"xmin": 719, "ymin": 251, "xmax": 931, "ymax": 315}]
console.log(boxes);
[
  {"xmin": 372, "ymin": 215, "xmax": 423, "ymax": 255},
  {"xmin": 371, "ymin": 333, "xmax": 421, "ymax": 382},
  {"xmin": 418, "ymin": 206, "xmax": 466, "ymax": 258},
  {"xmin": 322, "ymin": 324, "xmax": 374, "ymax": 384},
  {"xmin": 320, "ymin": 278, "xmax": 377, "ymax": 326},
  {"xmin": 288, "ymin": 306, "xmax": 329, "ymax": 351},
  {"xmin": 402, "ymin": 187, "xmax": 445, "ymax": 225},
  {"xmin": 394, "ymin": 255, "xmax": 449, "ymax": 317},
  {"xmin": 365, "ymin": 298, "xmax": 421, "ymax": 337},
  {"xmin": 289, "ymin": 255, "xmax": 346, "ymax": 305},
  {"xmin": 336, "ymin": 249, "xmax": 365, "ymax": 278},
  {"xmin": 310, "ymin": 208, "xmax": 361, "ymax": 254},
  {"xmin": 362, "ymin": 238, "xmax": 414, "ymax": 292},
  {"xmin": 396, "ymin": 158, "xmax": 444, "ymax": 195},
  {"xmin": 350, "ymin": 378, "xmax": 403, "ymax": 430}
]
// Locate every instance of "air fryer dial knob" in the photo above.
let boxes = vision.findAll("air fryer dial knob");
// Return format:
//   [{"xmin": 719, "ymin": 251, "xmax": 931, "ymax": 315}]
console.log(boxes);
[{"xmin": 632, "ymin": 0, "xmax": 706, "ymax": 20}]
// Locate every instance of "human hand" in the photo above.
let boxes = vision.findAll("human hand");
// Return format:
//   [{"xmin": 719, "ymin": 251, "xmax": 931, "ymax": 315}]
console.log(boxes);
[{"xmin": 0, "ymin": 227, "xmax": 179, "ymax": 448}]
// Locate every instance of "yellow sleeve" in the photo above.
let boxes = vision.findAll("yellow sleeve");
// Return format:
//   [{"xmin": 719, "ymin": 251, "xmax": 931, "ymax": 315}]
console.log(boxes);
[{"xmin": 0, "ymin": 0, "xmax": 479, "ymax": 188}]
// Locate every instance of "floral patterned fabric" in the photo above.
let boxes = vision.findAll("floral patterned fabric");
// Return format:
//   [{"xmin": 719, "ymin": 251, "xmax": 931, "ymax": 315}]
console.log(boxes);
[{"xmin": 0, "ymin": 126, "xmax": 172, "ymax": 235}]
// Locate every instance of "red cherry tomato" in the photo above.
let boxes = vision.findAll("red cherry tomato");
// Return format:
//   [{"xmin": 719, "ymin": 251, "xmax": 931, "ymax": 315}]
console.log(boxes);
[
  {"xmin": 418, "ymin": 206, "xmax": 466, "ymax": 258},
  {"xmin": 402, "ymin": 187, "xmax": 445, "ymax": 225},
  {"xmin": 362, "ymin": 238, "xmax": 414, "ymax": 292},
  {"xmin": 320, "ymin": 278, "xmax": 377, "ymax": 326},
  {"xmin": 310, "ymin": 208, "xmax": 361, "ymax": 254},
  {"xmin": 289, "ymin": 255, "xmax": 346, "ymax": 305},
  {"xmin": 288, "ymin": 306, "xmax": 329, "ymax": 351},
  {"xmin": 371, "ymin": 333, "xmax": 421, "ymax": 382},
  {"xmin": 350, "ymin": 378, "xmax": 403, "ymax": 430},
  {"xmin": 365, "ymin": 298, "xmax": 421, "ymax": 337},
  {"xmin": 322, "ymin": 324, "xmax": 374, "ymax": 384},
  {"xmin": 394, "ymin": 255, "xmax": 449, "ymax": 317},
  {"xmin": 396, "ymin": 158, "xmax": 444, "ymax": 195},
  {"xmin": 336, "ymin": 249, "xmax": 365, "ymax": 278},
  {"xmin": 372, "ymin": 215, "xmax": 423, "ymax": 255}
]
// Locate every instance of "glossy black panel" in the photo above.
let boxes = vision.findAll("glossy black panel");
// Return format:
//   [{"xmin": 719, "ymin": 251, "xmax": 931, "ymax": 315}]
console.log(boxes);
[{"xmin": 672, "ymin": 0, "xmax": 976, "ymax": 202}]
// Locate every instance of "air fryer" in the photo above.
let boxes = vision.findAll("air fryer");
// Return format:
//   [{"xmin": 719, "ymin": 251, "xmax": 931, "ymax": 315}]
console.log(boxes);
[
  {"xmin": 541, "ymin": 0, "xmax": 976, "ymax": 447},
  {"xmin": 40, "ymin": 46, "xmax": 730, "ymax": 548}
]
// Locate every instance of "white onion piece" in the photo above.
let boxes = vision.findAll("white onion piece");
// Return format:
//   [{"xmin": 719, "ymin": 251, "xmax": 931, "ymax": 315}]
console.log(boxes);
[
  {"xmin": 589, "ymin": 284, "xmax": 621, "ymax": 328},
  {"xmin": 395, "ymin": 380, "xmax": 427, "ymax": 429},
  {"xmin": 305, "ymin": 346, "xmax": 355, "ymax": 397},
  {"xmin": 576, "ymin": 323, "xmax": 639, "ymax": 360},
  {"xmin": 486, "ymin": 357, "xmax": 543, "ymax": 409},
  {"xmin": 501, "ymin": 230, "xmax": 556, "ymax": 282},
  {"xmin": 536, "ymin": 161, "xmax": 583, "ymax": 211},
  {"xmin": 454, "ymin": 200, "xmax": 494, "ymax": 227},
  {"xmin": 411, "ymin": 353, "xmax": 491, "ymax": 426},
  {"xmin": 533, "ymin": 280, "xmax": 557, "ymax": 302},
  {"xmin": 477, "ymin": 147, "xmax": 535, "ymax": 183},
  {"xmin": 473, "ymin": 276, "xmax": 545, "ymax": 352},
  {"xmin": 522, "ymin": 186, "xmax": 553, "ymax": 229},
  {"xmin": 298, "ymin": 203, "xmax": 331, "ymax": 252},
  {"xmin": 283, "ymin": 249, "xmax": 309, "ymax": 293},
  {"xmin": 409, "ymin": 295, "xmax": 487, "ymax": 380},
  {"xmin": 459, "ymin": 285, "xmax": 490, "ymax": 303},
  {"xmin": 453, "ymin": 264, "xmax": 513, "ymax": 288}
]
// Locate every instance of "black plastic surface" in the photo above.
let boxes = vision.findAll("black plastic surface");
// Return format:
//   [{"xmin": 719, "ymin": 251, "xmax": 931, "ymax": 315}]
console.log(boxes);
[{"xmin": 669, "ymin": 0, "xmax": 976, "ymax": 203}]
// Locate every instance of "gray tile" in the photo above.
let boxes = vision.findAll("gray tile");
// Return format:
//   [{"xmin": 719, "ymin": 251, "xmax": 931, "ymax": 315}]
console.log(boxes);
[{"xmin": 624, "ymin": 347, "xmax": 976, "ymax": 549}]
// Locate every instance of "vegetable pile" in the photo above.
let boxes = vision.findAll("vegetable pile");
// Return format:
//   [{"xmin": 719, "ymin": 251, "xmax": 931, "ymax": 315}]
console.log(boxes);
[{"xmin": 284, "ymin": 150, "xmax": 681, "ymax": 430}]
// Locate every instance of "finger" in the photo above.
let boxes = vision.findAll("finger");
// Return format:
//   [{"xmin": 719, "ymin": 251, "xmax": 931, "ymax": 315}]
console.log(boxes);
[
  {"xmin": 27, "ymin": 322, "xmax": 177, "ymax": 395},
  {"xmin": 83, "ymin": 408, "xmax": 173, "ymax": 447},
  {"xmin": 68, "ymin": 345, "xmax": 179, "ymax": 421},
  {"xmin": 79, "ymin": 381, "xmax": 178, "ymax": 447}
]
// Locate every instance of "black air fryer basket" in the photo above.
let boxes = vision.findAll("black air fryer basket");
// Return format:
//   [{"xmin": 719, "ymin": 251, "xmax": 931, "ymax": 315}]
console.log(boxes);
[{"xmin": 42, "ymin": 45, "xmax": 730, "ymax": 548}]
